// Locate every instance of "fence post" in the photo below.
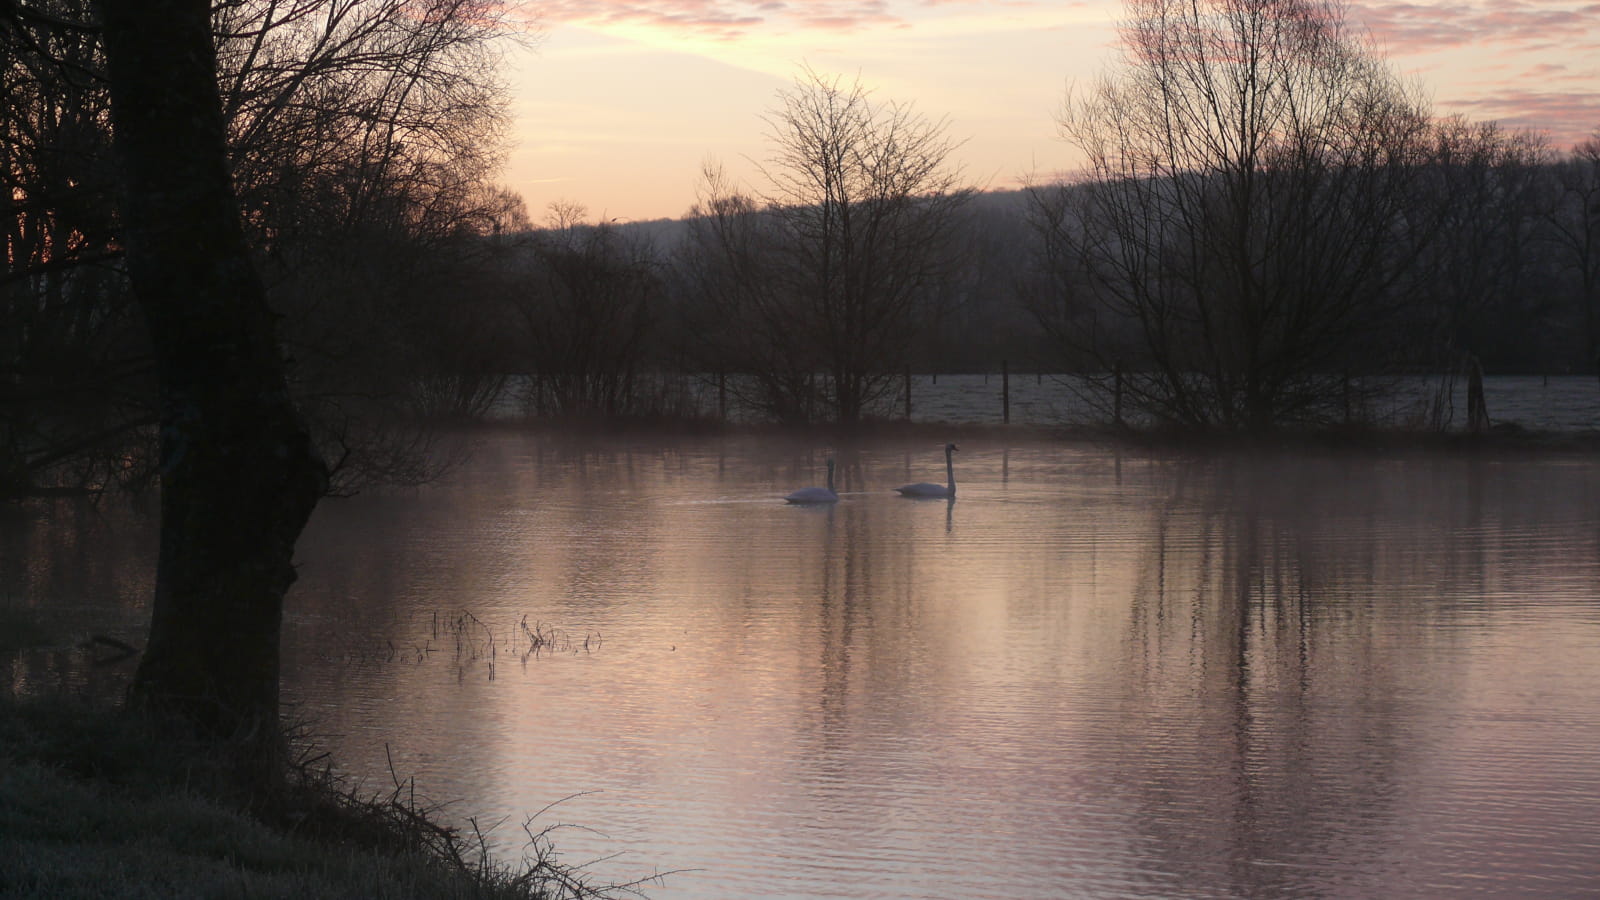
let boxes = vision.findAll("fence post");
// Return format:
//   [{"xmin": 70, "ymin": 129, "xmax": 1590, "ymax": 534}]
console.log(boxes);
[
  {"xmin": 1002, "ymin": 359, "xmax": 1011, "ymax": 425},
  {"xmin": 1113, "ymin": 362, "xmax": 1124, "ymax": 427},
  {"xmin": 1467, "ymin": 355, "xmax": 1488, "ymax": 433}
]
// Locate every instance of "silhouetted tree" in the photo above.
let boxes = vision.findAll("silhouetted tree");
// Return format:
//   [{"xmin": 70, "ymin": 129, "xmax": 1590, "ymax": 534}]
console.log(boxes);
[
  {"xmin": 511, "ymin": 203, "xmax": 661, "ymax": 417},
  {"xmin": 1, "ymin": 0, "xmax": 149, "ymax": 496},
  {"xmin": 923, "ymin": 194, "xmax": 1041, "ymax": 373},
  {"xmin": 1547, "ymin": 130, "xmax": 1600, "ymax": 369},
  {"xmin": 1034, "ymin": 0, "xmax": 1436, "ymax": 430},
  {"xmin": 1412, "ymin": 119, "xmax": 1552, "ymax": 372},
  {"xmin": 215, "ymin": 0, "xmax": 526, "ymax": 488},
  {"xmin": 1, "ymin": 0, "xmax": 522, "ymax": 495},
  {"xmin": 100, "ymin": 0, "xmax": 326, "ymax": 770},
  {"xmin": 682, "ymin": 69, "xmax": 972, "ymax": 424}
]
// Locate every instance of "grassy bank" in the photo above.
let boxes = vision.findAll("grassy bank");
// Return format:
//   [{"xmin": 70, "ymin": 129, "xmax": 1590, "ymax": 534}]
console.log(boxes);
[{"xmin": 0, "ymin": 694, "xmax": 650, "ymax": 899}]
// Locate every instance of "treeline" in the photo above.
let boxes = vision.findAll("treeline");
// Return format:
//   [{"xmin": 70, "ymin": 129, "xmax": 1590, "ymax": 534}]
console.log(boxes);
[
  {"xmin": 495, "ymin": 0, "xmax": 1600, "ymax": 433},
  {"xmin": 495, "ymin": 139, "xmax": 1597, "ymax": 433},
  {"xmin": 6, "ymin": 0, "xmax": 1600, "ymax": 499}
]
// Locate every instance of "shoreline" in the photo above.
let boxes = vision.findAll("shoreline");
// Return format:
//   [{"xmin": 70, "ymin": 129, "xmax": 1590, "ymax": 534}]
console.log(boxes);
[
  {"xmin": 459, "ymin": 415, "xmax": 1600, "ymax": 457},
  {"xmin": 0, "ymin": 692, "xmax": 653, "ymax": 899}
]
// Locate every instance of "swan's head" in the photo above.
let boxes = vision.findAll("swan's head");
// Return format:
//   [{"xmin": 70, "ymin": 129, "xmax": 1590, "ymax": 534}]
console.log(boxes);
[{"xmin": 945, "ymin": 443, "xmax": 959, "ymax": 452}]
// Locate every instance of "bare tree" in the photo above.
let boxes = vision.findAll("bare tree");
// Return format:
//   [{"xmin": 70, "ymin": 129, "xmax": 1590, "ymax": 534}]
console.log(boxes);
[
  {"xmin": 213, "ymin": 0, "xmax": 519, "ymax": 255},
  {"xmin": 0, "ymin": 0, "xmax": 523, "ymax": 495},
  {"xmin": 511, "ymin": 203, "xmax": 661, "ymax": 417},
  {"xmin": 1412, "ymin": 119, "xmax": 1551, "ymax": 370},
  {"xmin": 678, "ymin": 167, "xmax": 811, "ymax": 422},
  {"xmin": 1036, "ymin": 0, "xmax": 1436, "ymax": 431},
  {"xmin": 1547, "ymin": 130, "xmax": 1600, "ymax": 370},
  {"xmin": 682, "ymin": 69, "xmax": 973, "ymax": 424},
  {"xmin": 212, "ymin": 0, "xmax": 526, "ymax": 487},
  {"xmin": 1, "ymin": 0, "xmax": 151, "ymax": 495}
]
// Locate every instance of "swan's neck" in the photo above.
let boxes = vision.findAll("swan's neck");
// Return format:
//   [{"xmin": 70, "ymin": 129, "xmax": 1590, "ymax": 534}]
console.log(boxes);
[
  {"xmin": 945, "ymin": 449, "xmax": 956, "ymax": 494},
  {"xmin": 826, "ymin": 461, "xmax": 835, "ymax": 492}
]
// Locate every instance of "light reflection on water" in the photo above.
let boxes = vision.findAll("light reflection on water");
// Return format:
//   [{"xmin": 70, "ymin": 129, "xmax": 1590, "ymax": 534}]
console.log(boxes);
[{"xmin": 9, "ymin": 433, "xmax": 1600, "ymax": 898}]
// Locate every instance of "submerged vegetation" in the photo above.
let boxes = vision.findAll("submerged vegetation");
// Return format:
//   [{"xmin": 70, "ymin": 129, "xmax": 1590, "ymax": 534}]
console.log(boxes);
[{"xmin": 337, "ymin": 611, "xmax": 602, "ymax": 679}]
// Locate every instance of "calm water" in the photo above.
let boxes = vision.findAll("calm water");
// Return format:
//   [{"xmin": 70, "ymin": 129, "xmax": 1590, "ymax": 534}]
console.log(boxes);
[{"xmin": 8, "ymin": 432, "xmax": 1600, "ymax": 898}]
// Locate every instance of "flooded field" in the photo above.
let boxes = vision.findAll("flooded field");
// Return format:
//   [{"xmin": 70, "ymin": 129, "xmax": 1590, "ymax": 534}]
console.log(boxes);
[{"xmin": 8, "ymin": 426, "xmax": 1600, "ymax": 898}]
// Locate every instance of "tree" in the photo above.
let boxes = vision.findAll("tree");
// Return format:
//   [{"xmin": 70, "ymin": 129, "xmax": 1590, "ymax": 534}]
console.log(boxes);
[
  {"xmin": 1547, "ymin": 130, "xmax": 1600, "ymax": 370},
  {"xmin": 98, "ymin": 0, "xmax": 326, "ymax": 771},
  {"xmin": 1, "ymin": 0, "xmax": 150, "ymax": 496},
  {"xmin": 682, "ymin": 69, "xmax": 972, "ymax": 424},
  {"xmin": 205, "ymin": 0, "xmax": 526, "ymax": 491},
  {"xmin": 1036, "ymin": 0, "xmax": 1436, "ymax": 430},
  {"xmin": 1, "ymin": 0, "xmax": 522, "ymax": 496},
  {"xmin": 1411, "ymin": 119, "xmax": 1552, "ymax": 371},
  {"xmin": 510, "ymin": 203, "xmax": 661, "ymax": 417}
]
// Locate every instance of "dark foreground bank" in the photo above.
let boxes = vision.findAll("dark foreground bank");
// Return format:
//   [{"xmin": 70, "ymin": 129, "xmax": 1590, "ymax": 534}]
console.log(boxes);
[{"xmin": 0, "ymin": 694, "xmax": 653, "ymax": 899}]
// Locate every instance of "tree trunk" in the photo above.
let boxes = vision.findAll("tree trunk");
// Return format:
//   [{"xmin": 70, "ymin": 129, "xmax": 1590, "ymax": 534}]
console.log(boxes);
[{"xmin": 100, "ymin": 0, "xmax": 327, "ymax": 759}]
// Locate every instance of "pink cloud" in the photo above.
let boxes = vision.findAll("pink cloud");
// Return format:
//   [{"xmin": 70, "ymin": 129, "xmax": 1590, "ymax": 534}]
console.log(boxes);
[
  {"xmin": 1352, "ymin": 1, "xmax": 1600, "ymax": 55},
  {"xmin": 534, "ymin": 0, "xmax": 903, "ymax": 38},
  {"xmin": 1437, "ymin": 88, "xmax": 1600, "ymax": 148},
  {"xmin": 1522, "ymin": 62, "xmax": 1572, "ymax": 79}
]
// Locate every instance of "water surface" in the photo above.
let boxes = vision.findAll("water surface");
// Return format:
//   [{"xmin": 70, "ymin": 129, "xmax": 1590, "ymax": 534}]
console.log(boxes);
[{"xmin": 8, "ymin": 433, "xmax": 1600, "ymax": 898}]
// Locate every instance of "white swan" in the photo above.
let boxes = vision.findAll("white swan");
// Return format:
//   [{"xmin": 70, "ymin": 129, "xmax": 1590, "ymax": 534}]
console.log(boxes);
[
  {"xmin": 785, "ymin": 458, "xmax": 839, "ymax": 504},
  {"xmin": 896, "ymin": 443, "xmax": 958, "ymax": 498}
]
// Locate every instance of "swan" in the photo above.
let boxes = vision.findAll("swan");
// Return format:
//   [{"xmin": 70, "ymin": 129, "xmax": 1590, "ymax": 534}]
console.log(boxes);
[
  {"xmin": 896, "ymin": 443, "xmax": 958, "ymax": 498},
  {"xmin": 785, "ymin": 457, "xmax": 839, "ymax": 503}
]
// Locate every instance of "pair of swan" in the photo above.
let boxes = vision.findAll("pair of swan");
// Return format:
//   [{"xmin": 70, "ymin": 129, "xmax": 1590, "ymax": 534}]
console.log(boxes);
[{"xmin": 784, "ymin": 443, "xmax": 958, "ymax": 504}]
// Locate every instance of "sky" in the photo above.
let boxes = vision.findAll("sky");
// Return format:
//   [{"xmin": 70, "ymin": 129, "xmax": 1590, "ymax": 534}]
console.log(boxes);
[{"xmin": 498, "ymin": 0, "xmax": 1600, "ymax": 224}]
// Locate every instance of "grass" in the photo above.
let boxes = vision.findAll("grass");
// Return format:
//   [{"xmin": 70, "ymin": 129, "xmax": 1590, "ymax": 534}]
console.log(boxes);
[{"xmin": 0, "ymin": 694, "xmax": 659, "ymax": 899}]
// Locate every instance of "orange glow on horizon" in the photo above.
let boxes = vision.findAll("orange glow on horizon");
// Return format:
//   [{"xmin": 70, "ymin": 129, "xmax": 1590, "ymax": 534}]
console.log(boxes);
[{"xmin": 499, "ymin": 0, "xmax": 1600, "ymax": 222}]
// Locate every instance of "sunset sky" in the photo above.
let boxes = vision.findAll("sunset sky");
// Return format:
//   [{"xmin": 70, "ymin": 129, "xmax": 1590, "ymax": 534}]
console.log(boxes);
[{"xmin": 499, "ymin": 0, "xmax": 1600, "ymax": 224}]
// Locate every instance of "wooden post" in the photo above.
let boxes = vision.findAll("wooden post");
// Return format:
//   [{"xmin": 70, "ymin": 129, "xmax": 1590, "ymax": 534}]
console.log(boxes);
[
  {"xmin": 1467, "ymin": 355, "xmax": 1488, "ymax": 433},
  {"xmin": 1002, "ymin": 359, "xmax": 1011, "ymax": 425},
  {"xmin": 718, "ymin": 370, "xmax": 727, "ymax": 422},
  {"xmin": 1113, "ymin": 362, "xmax": 1124, "ymax": 427},
  {"xmin": 904, "ymin": 367, "xmax": 912, "ymax": 420}
]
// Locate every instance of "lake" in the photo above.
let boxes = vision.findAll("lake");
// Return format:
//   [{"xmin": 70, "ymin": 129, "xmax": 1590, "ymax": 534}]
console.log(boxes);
[{"xmin": 7, "ymin": 429, "xmax": 1600, "ymax": 898}]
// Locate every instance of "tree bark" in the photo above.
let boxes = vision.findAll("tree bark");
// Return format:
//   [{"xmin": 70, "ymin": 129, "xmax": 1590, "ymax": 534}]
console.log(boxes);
[{"xmin": 99, "ymin": 0, "xmax": 326, "ymax": 752}]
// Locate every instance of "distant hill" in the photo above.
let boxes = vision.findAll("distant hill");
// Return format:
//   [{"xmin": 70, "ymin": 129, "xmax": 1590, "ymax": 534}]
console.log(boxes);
[{"xmin": 510, "ymin": 188, "xmax": 1040, "ymax": 251}]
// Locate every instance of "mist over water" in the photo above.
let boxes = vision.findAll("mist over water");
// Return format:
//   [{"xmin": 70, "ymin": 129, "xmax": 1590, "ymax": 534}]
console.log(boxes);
[{"xmin": 9, "ymin": 431, "xmax": 1600, "ymax": 898}]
